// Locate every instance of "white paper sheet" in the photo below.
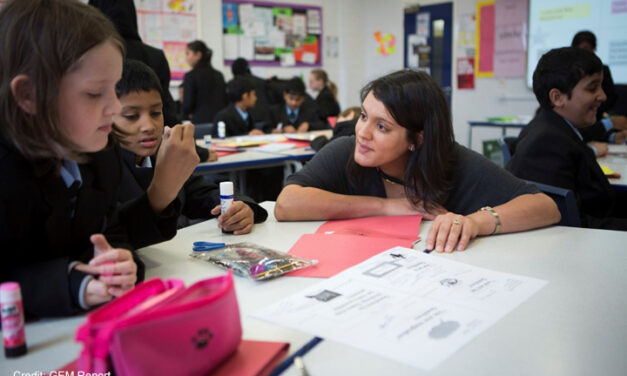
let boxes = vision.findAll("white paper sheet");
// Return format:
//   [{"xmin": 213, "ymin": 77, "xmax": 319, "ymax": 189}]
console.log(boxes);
[
  {"xmin": 307, "ymin": 9, "xmax": 321, "ymax": 34},
  {"xmin": 252, "ymin": 247, "xmax": 547, "ymax": 371},
  {"xmin": 293, "ymin": 14, "xmax": 307, "ymax": 36},
  {"xmin": 238, "ymin": 36, "xmax": 254, "ymax": 60},
  {"xmin": 302, "ymin": 52, "xmax": 317, "ymax": 64},
  {"xmin": 223, "ymin": 34, "xmax": 239, "ymax": 60},
  {"xmin": 239, "ymin": 4, "xmax": 254, "ymax": 25},
  {"xmin": 280, "ymin": 52, "xmax": 296, "ymax": 66},
  {"xmin": 269, "ymin": 28, "xmax": 286, "ymax": 49},
  {"xmin": 608, "ymin": 144, "xmax": 627, "ymax": 155}
]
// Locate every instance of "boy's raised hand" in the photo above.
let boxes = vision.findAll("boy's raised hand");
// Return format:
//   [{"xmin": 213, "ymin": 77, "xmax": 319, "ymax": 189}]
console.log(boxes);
[{"xmin": 148, "ymin": 123, "xmax": 200, "ymax": 212}]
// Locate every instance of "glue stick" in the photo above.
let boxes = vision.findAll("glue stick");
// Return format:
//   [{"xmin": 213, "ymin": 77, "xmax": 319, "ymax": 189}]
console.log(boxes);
[
  {"xmin": 220, "ymin": 181, "xmax": 234, "ymax": 234},
  {"xmin": 217, "ymin": 121, "xmax": 226, "ymax": 139},
  {"xmin": 1, "ymin": 282, "xmax": 27, "ymax": 357}
]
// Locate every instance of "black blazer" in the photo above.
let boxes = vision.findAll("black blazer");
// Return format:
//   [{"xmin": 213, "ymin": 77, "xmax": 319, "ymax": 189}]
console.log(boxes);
[
  {"xmin": 182, "ymin": 66, "xmax": 228, "ymax": 124},
  {"xmin": 0, "ymin": 139, "xmax": 171, "ymax": 317},
  {"xmin": 269, "ymin": 104, "xmax": 326, "ymax": 131},
  {"xmin": 116, "ymin": 149, "xmax": 268, "ymax": 240},
  {"xmin": 315, "ymin": 86, "xmax": 340, "ymax": 121},
  {"xmin": 213, "ymin": 104, "xmax": 256, "ymax": 137},
  {"xmin": 506, "ymin": 109, "xmax": 623, "ymax": 229}
]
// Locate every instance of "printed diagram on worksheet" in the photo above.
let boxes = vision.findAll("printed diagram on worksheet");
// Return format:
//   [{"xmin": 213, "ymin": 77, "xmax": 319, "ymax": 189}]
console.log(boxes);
[{"xmin": 253, "ymin": 247, "xmax": 547, "ymax": 371}]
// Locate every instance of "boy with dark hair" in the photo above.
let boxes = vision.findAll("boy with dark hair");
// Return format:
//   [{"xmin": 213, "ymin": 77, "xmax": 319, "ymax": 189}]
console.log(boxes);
[
  {"xmin": 113, "ymin": 59, "xmax": 267, "ymax": 239},
  {"xmin": 571, "ymin": 30, "xmax": 627, "ymax": 149},
  {"xmin": 270, "ymin": 77, "xmax": 325, "ymax": 133},
  {"xmin": 213, "ymin": 77, "xmax": 265, "ymax": 136},
  {"xmin": 507, "ymin": 47, "xmax": 627, "ymax": 230}
]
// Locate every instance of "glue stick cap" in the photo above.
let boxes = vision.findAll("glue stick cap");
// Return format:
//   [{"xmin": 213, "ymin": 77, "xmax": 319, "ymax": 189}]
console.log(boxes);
[
  {"xmin": 220, "ymin": 181, "xmax": 234, "ymax": 196},
  {"xmin": 0, "ymin": 282, "xmax": 21, "ymax": 303}
]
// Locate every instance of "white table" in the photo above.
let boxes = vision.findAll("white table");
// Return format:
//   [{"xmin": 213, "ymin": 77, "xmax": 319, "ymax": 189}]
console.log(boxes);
[
  {"xmin": 3, "ymin": 203, "xmax": 627, "ymax": 376},
  {"xmin": 598, "ymin": 155, "xmax": 627, "ymax": 188}
]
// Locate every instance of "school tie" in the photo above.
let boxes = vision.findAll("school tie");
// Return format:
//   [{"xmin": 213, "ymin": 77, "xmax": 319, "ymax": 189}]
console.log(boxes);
[
  {"xmin": 67, "ymin": 180, "xmax": 81, "ymax": 218},
  {"xmin": 288, "ymin": 110, "xmax": 297, "ymax": 124}
]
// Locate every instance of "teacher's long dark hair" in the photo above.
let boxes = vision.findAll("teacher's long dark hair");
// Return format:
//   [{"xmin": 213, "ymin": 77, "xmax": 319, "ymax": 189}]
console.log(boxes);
[{"xmin": 348, "ymin": 70, "xmax": 455, "ymax": 212}]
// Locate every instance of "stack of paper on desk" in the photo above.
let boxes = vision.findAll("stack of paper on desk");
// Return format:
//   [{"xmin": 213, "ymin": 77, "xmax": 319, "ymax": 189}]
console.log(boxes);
[{"xmin": 254, "ymin": 247, "xmax": 547, "ymax": 371}]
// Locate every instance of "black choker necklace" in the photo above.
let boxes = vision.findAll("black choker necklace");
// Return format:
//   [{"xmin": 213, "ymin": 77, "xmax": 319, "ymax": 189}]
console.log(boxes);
[{"xmin": 377, "ymin": 168, "xmax": 405, "ymax": 186}]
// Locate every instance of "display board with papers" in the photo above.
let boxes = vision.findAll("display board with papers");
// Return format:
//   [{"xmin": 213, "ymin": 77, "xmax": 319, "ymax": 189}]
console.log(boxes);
[{"xmin": 222, "ymin": 0, "xmax": 322, "ymax": 67}]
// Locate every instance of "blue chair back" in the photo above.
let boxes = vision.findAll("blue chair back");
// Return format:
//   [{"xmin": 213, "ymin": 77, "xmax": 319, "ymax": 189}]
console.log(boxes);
[
  {"xmin": 525, "ymin": 180, "xmax": 581, "ymax": 227},
  {"xmin": 193, "ymin": 123, "xmax": 214, "ymax": 139}
]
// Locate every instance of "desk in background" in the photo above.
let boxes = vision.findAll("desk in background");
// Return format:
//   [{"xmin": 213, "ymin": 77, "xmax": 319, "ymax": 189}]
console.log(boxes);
[
  {"xmin": 467, "ymin": 120, "xmax": 526, "ymax": 148},
  {"xmin": 4, "ymin": 202, "xmax": 627, "ymax": 375},
  {"xmin": 194, "ymin": 130, "xmax": 331, "ymax": 192},
  {"xmin": 598, "ymin": 154, "xmax": 627, "ymax": 189}
]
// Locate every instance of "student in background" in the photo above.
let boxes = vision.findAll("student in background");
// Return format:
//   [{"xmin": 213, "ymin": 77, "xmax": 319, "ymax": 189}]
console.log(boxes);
[
  {"xmin": 275, "ymin": 70, "xmax": 560, "ymax": 252},
  {"xmin": 310, "ymin": 107, "xmax": 362, "ymax": 151},
  {"xmin": 337, "ymin": 106, "xmax": 362, "ymax": 123},
  {"xmin": 182, "ymin": 40, "xmax": 227, "ymax": 124},
  {"xmin": 0, "ymin": 0, "xmax": 167, "ymax": 317},
  {"xmin": 270, "ymin": 77, "xmax": 325, "ymax": 133},
  {"xmin": 214, "ymin": 77, "xmax": 266, "ymax": 137},
  {"xmin": 113, "ymin": 60, "xmax": 267, "ymax": 235},
  {"xmin": 571, "ymin": 31, "xmax": 627, "ymax": 149},
  {"xmin": 507, "ymin": 47, "xmax": 627, "ymax": 230},
  {"xmin": 308, "ymin": 69, "xmax": 340, "ymax": 122},
  {"xmin": 176, "ymin": 83, "xmax": 185, "ymax": 121},
  {"xmin": 231, "ymin": 57, "xmax": 272, "ymax": 126},
  {"xmin": 89, "ymin": 0, "xmax": 179, "ymax": 127}
]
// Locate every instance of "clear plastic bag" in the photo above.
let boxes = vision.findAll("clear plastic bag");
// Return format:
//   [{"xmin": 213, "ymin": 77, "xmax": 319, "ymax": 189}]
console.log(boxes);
[{"xmin": 190, "ymin": 242, "xmax": 317, "ymax": 281}]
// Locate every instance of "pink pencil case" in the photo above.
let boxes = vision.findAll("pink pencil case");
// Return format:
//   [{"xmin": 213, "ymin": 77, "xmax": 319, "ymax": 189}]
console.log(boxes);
[{"xmin": 75, "ymin": 271, "xmax": 241, "ymax": 376}]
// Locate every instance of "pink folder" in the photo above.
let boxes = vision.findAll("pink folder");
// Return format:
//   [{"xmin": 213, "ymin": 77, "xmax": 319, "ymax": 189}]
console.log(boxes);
[
  {"xmin": 315, "ymin": 215, "xmax": 422, "ymax": 241},
  {"xmin": 287, "ymin": 215, "xmax": 422, "ymax": 278},
  {"xmin": 287, "ymin": 233, "xmax": 414, "ymax": 278}
]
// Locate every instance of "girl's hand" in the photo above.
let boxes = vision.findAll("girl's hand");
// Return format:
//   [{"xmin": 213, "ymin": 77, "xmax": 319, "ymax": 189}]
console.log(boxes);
[
  {"xmin": 426, "ymin": 212, "xmax": 480, "ymax": 253},
  {"xmin": 211, "ymin": 201, "xmax": 254, "ymax": 235},
  {"xmin": 74, "ymin": 234, "xmax": 138, "ymax": 307}
]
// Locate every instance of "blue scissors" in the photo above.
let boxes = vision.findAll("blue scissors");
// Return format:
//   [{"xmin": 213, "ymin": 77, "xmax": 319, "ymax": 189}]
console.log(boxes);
[{"xmin": 192, "ymin": 241, "xmax": 226, "ymax": 252}]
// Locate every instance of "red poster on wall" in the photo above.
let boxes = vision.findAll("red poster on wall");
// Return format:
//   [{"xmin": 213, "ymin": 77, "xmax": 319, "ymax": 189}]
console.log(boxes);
[{"xmin": 457, "ymin": 57, "xmax": 475, "ymax": 89}]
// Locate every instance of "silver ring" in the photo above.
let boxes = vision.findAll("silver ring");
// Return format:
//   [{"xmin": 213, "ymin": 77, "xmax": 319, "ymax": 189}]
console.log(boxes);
[{"xmin": 453, "ymin": 219, "xmax": 461, "ymax": 225}]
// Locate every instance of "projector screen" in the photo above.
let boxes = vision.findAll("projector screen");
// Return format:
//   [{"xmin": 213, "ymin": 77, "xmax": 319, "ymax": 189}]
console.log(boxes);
[{"xmin": 527, "ymin": 0, "xmax": 627, "ymax": 87}]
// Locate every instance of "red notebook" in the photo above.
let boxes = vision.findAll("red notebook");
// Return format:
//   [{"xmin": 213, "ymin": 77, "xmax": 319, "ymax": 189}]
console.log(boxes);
[{"xmin": 52, "ymin": 339, "xmax": 289, "ymax": 376}]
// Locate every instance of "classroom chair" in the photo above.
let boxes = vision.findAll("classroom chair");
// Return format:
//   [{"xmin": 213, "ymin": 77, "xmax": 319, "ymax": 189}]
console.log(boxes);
[
  {"xmin": 193, "ymin": 123, "xmax": 214, "ymax": 139},
  {"xmin": 525, "ymin": 180, "xmax": 581, "ymax": 227}
]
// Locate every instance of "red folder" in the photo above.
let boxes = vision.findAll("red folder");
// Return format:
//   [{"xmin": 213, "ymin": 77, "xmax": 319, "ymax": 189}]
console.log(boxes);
[{"xmin": 52, "ymin": 339, "xmax": 289, "ymax": 376}]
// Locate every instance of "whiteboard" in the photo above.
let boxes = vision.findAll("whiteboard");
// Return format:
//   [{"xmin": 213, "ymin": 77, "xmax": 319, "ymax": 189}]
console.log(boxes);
[{"xmin": 527, "ymin": 0, "xmax": 627, "ymax": 87}]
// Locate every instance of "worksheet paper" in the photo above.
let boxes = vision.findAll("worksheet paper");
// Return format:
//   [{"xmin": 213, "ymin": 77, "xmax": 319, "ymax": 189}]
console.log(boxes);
[
  {"xmin": 608, "ymin": 144, "xmax": 627, "ymax": 155},
  {"xmin": 252, "ymin": 247, "xmax": 547, "ymax": 371}
]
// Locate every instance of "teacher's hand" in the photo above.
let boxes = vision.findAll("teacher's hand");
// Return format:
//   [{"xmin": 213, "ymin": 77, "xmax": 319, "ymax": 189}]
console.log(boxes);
[{"xmin": 426, "ymin": 212, "xmax": 480, "ymax": 253}]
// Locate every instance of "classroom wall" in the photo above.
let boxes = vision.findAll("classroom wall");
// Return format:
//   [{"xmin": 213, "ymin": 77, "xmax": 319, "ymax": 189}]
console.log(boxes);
[
  {"xmin": 402, "ymin": 0, "xmax": 538, "ymax": 151},
  {"xmin": 193, "ymin": 0, "xmax": 404, "ymax": 115},
  {"xmin": 194, "ymin": 0, "xmax": 538, "ymax": 152},
  {"xmin": 337, "ymin": 0, "xmax": 405, "ymax": 109}
]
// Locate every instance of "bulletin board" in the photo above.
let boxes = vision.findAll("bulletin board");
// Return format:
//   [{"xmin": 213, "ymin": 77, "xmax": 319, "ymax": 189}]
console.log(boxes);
[
  {"xmin": 135, "ymin": 0, "xmax": 198, "ymax": 81},
  {"xmin": 222, "ymin": 0, "xmax": 322, "ymax": 67}
]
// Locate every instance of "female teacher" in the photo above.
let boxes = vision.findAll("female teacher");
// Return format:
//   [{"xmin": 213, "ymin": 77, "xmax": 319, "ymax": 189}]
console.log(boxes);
[{"xmin": 275, "ymin": 70, "xmax": 560, "ymax": 253}]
